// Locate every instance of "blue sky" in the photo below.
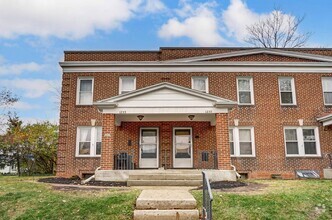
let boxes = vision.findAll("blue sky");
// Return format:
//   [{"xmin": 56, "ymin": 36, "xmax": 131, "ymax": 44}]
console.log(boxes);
[{"xmin": 0, "ymin": 0, "xmax": 331, "ymax": 125}]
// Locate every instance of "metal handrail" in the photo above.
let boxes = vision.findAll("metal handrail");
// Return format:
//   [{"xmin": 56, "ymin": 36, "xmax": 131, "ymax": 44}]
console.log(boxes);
[{"xmin": 202, "ymin": 171, "xmax": 213, "ymax": 220}]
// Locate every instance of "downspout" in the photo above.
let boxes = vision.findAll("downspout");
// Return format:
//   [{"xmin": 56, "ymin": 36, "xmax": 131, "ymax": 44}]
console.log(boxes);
[
  {"xmin": 81, "ymin": 166, "xmax": 101, "ymax": 184},
  {"xmin": 231, "ymin": 165, "xmax": 241, "ymax": 179}
]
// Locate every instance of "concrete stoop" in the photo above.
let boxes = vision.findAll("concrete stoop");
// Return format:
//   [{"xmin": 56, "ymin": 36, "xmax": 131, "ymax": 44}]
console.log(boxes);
[
  {"xmin": 134, "ymin": 190, "xmax": 199, "ymax": 220},
  {"xmin": 127, "ymin": 172, "xmax": 203, "ymax": 187}
]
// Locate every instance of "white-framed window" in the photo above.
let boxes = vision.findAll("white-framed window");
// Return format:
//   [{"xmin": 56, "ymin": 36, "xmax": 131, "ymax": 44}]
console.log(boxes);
[
  {"xmin": 119, "ymin": 76, "xmax": 136, "ymax": 94},
  {"xmin": 229, "ymin": 127, "xmax": 255, "ymax": 157},
  {"xmin": 76, "ymin": 126, "xmax": 102, "ymax": 157},
  {"xmin": 237, "ymin": 77, "xmax": 254, "ymax": 105},
  {"xmin": 191, "ymin": 76, "xmax": 208, "ymax": 93},
  {"xmin": 322, "ymin": 77, "xmax": 332, "ymax": 105},
  {"xmin": 77, "ymin": 77, "xmax": 94, "ymax": 105},
  {"xmin": 284, "ymin": 127, "xmax": 321, "ymax": 157},
  {"xmin": 278, "ymin": 77, "xmax": 297, "ymax": 105}
]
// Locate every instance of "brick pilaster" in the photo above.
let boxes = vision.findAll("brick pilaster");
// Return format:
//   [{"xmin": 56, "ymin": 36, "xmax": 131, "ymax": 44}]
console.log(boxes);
[
  {"xmin": 215, "ymin": 113, "xmax": 231, "ymax": 170},
  {"xmin": 101, "ymin": 114, "xmax": 115, "ymax": 170}
]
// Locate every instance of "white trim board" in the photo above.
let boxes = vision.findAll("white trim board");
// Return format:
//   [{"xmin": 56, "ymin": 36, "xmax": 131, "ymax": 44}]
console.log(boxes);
[
  {"xmin": 60, "ymin": 61, "xmax": 332, "ymax": 73},
  {"xmin": 166, "ymin": 48, "xmax": 332, "ymax": 62}
]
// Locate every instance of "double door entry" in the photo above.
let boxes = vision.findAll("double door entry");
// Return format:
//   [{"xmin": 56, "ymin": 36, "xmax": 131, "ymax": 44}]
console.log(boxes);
[{"xmin": 139, "ymin": 127, "xmax": 193, "ymax": 168}]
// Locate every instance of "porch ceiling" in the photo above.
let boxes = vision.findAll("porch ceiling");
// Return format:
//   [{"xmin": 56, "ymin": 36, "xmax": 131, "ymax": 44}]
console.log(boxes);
[{"xmin": 115, "ymin": 113, "xmax": 216, "ymax": 126}]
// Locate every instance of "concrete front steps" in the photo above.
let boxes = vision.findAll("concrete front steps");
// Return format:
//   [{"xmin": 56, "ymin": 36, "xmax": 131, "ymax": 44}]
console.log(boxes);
[
  {"xmin": 134, "ymin": 189, "xmax": 199, "ymax": 220},
  {"xmin": 127, "ymin": 171, "xmax": 203, "ymax": 187}
]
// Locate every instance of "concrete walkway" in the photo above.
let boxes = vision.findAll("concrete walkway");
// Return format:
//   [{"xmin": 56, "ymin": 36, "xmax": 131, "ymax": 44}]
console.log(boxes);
[{"xmin": 134, "ymin": 189, "xmax": 199, "ymax": 220}]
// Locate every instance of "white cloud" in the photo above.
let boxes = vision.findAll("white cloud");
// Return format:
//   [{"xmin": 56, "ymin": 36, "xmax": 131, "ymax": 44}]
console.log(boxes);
[
  {"xmin": 0, "ymin": 62, "xmax": 43, "ymax": 76},
  {"xmin": 0, "ymin": 0, "xmax": 164, "ymax": 40},
  {"xmin": 158, "ymin": 1, "xmax": 226, "ymax": 46},
  {"xmin": 0, "ymin": 79, "xmax": 59, "ymax": 98},
  {"xmin": 12, "ymin": 101, "xmax": 40, "ymax": 110},
  {"xmin": 222, "ymin": 0, "xmax": 260, "ymax": 42},
  {"xmin": 221, "ymin": 0, "xmax": 298, "ymax": 43},
  {"xmin": 144, "ymin": 0, "xmax": 166, "ymax": 13}
]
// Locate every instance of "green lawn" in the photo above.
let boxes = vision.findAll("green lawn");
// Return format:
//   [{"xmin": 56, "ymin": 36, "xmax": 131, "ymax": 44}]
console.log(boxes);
[
  {"xmin": 192, "ymin": 180, "xmax": 332, "ymax": 220},
  {"xmin": 0, "ymin": 176, "xmax": 331, "ymax": 220},
  {"xmin": 0, "ymin": 176, "xmax": 140, "ymax": 220}
]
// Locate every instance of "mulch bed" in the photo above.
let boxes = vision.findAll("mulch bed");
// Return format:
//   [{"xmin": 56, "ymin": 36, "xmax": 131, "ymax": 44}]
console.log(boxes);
[{"xmin": 38, "ymin": 177, "xmax": 126, "ymax": 187}]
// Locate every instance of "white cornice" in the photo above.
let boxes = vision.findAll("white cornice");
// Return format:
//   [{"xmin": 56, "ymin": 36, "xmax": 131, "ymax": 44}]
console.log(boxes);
[
  {"xmin": 167, "ymin": 48, "xmax": 332, "ymax": 62},
  {"xmin": 60, "ymin": 61, "xmax": 332, "ymax": 73}
]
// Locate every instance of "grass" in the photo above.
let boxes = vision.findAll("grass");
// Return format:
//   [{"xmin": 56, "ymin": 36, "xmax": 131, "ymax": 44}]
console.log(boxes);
[
  {"xmin": 1, "ymin": 176, "xmax": 332, "ymax": 219},
  {"xmin": 0, "ymin": 176, "xmax": 140, "ymax": 220},
  {"xmin": 192, "ymin": 180, "xmax": 332, "ymax": 220}
]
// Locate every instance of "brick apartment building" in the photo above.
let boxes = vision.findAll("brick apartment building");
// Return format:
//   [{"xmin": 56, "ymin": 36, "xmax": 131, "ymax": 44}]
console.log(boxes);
[{"xmin": 57, "ymin": 47, "xmax": 332, "ymax": 180}]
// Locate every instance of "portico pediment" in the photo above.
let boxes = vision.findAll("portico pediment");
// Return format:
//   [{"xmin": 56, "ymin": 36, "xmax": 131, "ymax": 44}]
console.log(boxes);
[{"xmin": 94, "ymin": 82, "xmax": 236, "ymax": 115}]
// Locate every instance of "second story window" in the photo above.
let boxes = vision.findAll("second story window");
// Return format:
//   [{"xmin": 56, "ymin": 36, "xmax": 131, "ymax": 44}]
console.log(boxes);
[
  {"xmin": 322, "ymin": 77, "xmax": 332, "ymax": 105},
  {"xmin": 77, "ymin": 77, "xmax": 93, "ymax": 105},
  {"xmin": 192, "ymin": 76, "xmax": 208, "ymax": 93},
  {"xmin": 278, "ymin": 77, "xmax": 296, "ymax": 105},
  {"xmin": 237, "ymin": 77, "xmax": 254, "ymax": 105},
  {"xmin": 119, "ymin": 76, "xmax": 136, "ymax": 94}
]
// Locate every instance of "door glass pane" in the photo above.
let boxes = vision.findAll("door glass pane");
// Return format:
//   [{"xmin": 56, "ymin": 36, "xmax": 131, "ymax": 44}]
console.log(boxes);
[
  {"xmin": 141, "ymin": 129, "xmax": 157, "ymax": 158},
  {"xmin": 175, "ymin": 129, "xmax": 191, "ymax": 158}
]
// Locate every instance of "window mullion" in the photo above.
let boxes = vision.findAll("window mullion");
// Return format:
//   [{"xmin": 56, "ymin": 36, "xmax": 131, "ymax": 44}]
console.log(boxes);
[
  {"xmin": 297, "ymin": 128, "xmax": 305, "ymax": 156},
  {"xmin": 91, "ymin": 127, "xmax": 96, "ymax": 156},
  {"xmin": 234, "ymin": 127, "xmax": 240, "ymax": 156}
]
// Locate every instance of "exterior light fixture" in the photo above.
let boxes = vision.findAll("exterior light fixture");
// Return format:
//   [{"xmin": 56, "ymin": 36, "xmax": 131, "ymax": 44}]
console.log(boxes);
[
  {"xmin": 137, "ymin": 115, "xmax": 144, "ymax": 121},
  {"xmin": 188, "ymin": 115, "xmax": 195, "ymax": 121}
]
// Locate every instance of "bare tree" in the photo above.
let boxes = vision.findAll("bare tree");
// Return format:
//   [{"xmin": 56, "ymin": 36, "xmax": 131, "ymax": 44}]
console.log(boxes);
[
  {"xmin": 0, "ymin": 88, "xmax": 18, "ymax": 107},
  {"xmin": 245, "ymin": 9, "xmax": 312, "ymax": 48}
]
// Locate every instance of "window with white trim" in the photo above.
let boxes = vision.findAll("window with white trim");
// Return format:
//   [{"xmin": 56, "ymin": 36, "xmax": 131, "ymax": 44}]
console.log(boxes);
[
  {"xmin": 284, "ymin": 127, "xmax": 321, "ymax": 157},
  {"xmin": 119, "ymin": 76, "xmax": 136, "ymax": 94},
  {"xmin": 322, "ymin": 77, "xmax": 332, "ymax": 105},
  {"xmin": 192, "ymin": 76, "xmax": 208, "ymax": 93},
  {"xmin": 229, "ymin": 127, "xmax": 255, "ymax": 157},
  {"xmin": 76, "ymin": 126, "xmax": 102, "ymax": 157},
  {"xmin": 278, "ymin": 77, "xmax": 296, "ymax": 105},
  {"xmin": 237, "ymin": 77, "xmax": 254, "ymax": 105},
  {"xmin": 77, "ymin": 77, "xmax": 93, "ymax": 105}
]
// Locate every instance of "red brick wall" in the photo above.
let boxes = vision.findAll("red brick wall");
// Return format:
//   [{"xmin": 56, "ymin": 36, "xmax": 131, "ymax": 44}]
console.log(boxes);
[
  {"xmin": 57, "ymin": 48, "xmax": 332, "ymax": 178},
  {"xmin": 64, "ymin": 48, "xmax": 332, "ymax": 61}
]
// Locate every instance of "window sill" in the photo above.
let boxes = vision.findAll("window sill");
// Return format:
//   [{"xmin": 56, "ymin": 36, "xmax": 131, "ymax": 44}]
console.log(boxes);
[
  {"xmin": 285, "ymin": 155, "xmax": 322, "ymax": 158},
  {"xmin": 238, "ymin": 104, "xmax": 255, "ymax": 107},
  {"xmin": 280, "ymin": 104, "xmax": 297, "ymax": 107},
  {"xmin": 76, "ymin": 155, "xmax": 101, "ymax": 158}
]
